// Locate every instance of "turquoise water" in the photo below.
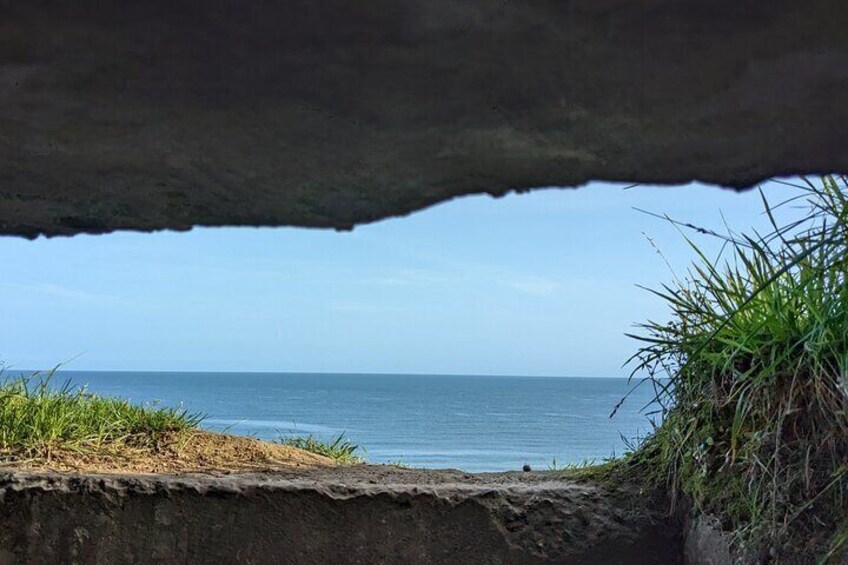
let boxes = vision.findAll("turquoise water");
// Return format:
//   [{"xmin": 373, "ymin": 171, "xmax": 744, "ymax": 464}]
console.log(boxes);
[{"xmin": 43, "ymin": 371, "xmax": 658, "ymax": 472}]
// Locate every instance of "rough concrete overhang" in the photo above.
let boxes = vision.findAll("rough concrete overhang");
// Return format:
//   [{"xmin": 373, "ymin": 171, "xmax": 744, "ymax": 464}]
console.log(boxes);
[{"xmin": 2, "ymin": 1, "xmax": 847, "ymax": 237}]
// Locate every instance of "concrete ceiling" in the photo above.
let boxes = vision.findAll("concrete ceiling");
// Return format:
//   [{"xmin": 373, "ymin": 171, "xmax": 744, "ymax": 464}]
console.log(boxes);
[{"xmin": 2, "ymin": 0, "xmax": 847, "ymax": 237}]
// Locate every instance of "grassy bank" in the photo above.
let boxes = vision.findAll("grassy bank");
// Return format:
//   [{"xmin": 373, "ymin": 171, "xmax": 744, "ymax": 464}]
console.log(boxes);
[
  {"xmin": 0, "ymin": 370, "xmax": 201, "ymax": 460},
  {"xmin": 627, "ymin": 176, "xmax": 848, "ymax": 562},
  {"xmin": 0, "ymin": 370, "xmax": 335, "ymax": 472}
]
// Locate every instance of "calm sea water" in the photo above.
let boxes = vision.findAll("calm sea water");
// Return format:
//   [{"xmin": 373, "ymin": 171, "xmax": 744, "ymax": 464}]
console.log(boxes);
[{"xmin": 40, "ymin": 371, "xmax": 658, "ymax": 472}]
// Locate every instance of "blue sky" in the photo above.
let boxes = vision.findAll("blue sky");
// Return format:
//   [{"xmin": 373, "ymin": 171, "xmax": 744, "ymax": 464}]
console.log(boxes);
[{"xmin": 0, "ymin": 180, "xmax": 802, "ymax": 376}]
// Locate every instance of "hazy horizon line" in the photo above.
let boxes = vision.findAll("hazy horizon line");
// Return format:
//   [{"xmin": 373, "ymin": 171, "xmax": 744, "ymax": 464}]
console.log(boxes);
[{"xmin": 6, "ymin": 367, "xmax": 652, "ymax": 380}]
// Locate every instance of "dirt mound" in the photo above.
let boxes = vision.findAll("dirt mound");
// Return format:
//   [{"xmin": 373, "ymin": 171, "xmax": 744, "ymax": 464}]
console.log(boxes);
[{"xmin": 0, "ymin": 430, "xmax": 334, "ymax": 475}]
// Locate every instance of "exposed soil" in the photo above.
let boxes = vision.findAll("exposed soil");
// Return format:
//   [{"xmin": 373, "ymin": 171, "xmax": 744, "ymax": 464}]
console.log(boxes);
[{"xmin": 0, "ymin": 430, "xmax": 334, "ymax": 475}]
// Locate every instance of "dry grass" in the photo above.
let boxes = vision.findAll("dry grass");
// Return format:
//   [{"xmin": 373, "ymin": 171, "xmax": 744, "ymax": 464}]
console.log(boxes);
[{"xmin": 1, "ymin": 429, "xmax": 334, "ymax": 475}]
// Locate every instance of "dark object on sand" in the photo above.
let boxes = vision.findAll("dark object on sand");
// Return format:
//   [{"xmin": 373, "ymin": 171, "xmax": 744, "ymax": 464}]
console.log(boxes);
[{"xmin": 522, "ymin": 464, "xmax": 532, "ymax": 472}]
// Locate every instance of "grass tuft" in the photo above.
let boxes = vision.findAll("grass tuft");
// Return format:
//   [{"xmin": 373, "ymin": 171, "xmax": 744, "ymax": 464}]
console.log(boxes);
[
  {"xmin": 0, "ymin": 368, "xmax": 202, "ymax": 461},
  {"xmin": 628, "ymin": 175, "xmax": 848, "ymax": 561},
  {"xmin": 550, "ymin": 458, "xmax": 622, "ymax": 482},
  {"xmin": 278, "ymin": 433, "xmax": 362, "ymax": 464}
]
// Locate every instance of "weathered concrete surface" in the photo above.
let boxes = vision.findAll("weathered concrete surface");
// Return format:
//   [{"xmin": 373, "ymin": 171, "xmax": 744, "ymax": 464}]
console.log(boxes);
[
  {"xmin": 683, "ymin": 515, "xmax": 735, "ymax": 565},
  {"xmin": 0, "ymin": 466, "xmax": 681, "ymax": 564},
  {"xmin": 1, "ymin": 1, "xmax": 848, "ymax": 237}
]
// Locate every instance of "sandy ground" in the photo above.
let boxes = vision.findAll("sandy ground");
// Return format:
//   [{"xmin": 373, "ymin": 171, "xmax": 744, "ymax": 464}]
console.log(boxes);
[{"xmin": 0, "ymin": 430, "xmax": 333, "ymax": 474}]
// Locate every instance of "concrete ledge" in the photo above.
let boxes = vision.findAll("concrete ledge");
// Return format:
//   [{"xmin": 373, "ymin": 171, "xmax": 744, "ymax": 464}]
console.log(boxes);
[{"xmin": 0, "ymin": 466, "xmax": 681, "ymax": 564}]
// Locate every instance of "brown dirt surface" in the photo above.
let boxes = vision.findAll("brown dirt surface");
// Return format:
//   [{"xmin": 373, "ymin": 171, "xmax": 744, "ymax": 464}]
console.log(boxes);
[{"xmin": 0, "ymin": 430, "xmax": 335, "ymax": 475}]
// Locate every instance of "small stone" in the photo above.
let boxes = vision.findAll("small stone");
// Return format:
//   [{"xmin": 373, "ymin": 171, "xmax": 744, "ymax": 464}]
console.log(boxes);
[{"xmin": 522, "ymin": 464, "xmax": 532, "ymax": 472}]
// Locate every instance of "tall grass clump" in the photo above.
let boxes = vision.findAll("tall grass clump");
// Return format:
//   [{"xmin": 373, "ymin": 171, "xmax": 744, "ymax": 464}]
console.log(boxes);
[
  {"xmin": 0, "ymin": 368, "xmax": 202, "ymax": 460},
  {"xmin": 278, "ymin": 433, "xmax": 362, "ymax": 464},
  {"xmin": 628, "ymin": 176, "xmax": 848, "ymax": 561}
]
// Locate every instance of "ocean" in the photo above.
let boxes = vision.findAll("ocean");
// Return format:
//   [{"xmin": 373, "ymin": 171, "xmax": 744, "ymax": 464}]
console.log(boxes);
[{"xmin": 36, "ymin": 371, "xmax": 659, "ymax": 472}]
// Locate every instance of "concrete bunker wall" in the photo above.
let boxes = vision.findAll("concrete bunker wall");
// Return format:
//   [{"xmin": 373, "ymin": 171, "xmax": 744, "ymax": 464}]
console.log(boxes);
[
  {"xmin": 0, "ymin": 471, "xmax": 684, "ymax": 564},
  {"xmin": 2, "ymin": 1, "xmax": 848, "ymax": 237}
]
